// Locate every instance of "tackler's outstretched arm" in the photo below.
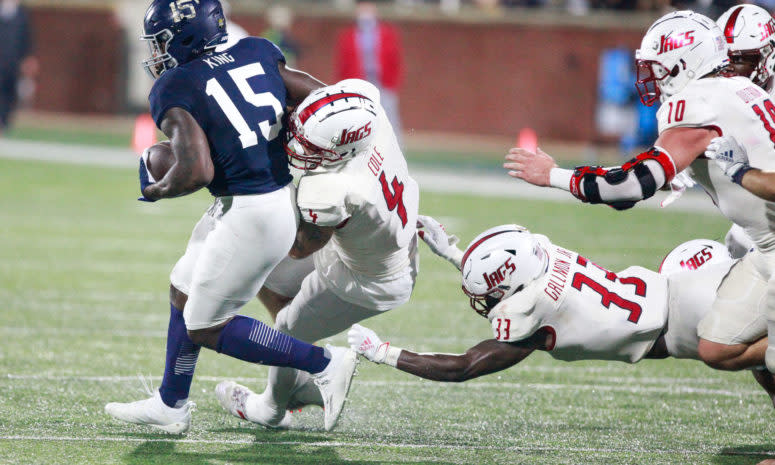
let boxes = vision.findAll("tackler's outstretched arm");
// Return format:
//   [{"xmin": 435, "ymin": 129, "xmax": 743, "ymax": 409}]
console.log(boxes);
[{"xmin": 347, "ymin": 324, "xmax": 546, "ymax": 382}]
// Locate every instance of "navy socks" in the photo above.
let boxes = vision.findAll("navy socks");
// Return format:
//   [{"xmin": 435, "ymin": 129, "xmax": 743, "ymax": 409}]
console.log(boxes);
[
  {"xmin": 216, "ymin": 315, "xmax": 330, "ymax": 374},
  {"xmin": 158, "ymin": 310, "xmax": 329, "ymax": 409},
  {"xmin": 158, "ymin": 304, "xmax": 200, "ymax": 408}
]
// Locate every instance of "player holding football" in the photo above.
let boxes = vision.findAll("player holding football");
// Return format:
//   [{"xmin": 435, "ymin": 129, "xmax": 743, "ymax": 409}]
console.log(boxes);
[
  {"xmin": 348, "ymin": 218, "xmax": 775, "ymax": 408},
  {"xmin": 503, "ymin": 11, "xmax": 775, "ymax": 377},
  {"xmin": 214, "ymin": 79, "xmax": 420, "ymax": 428},
  {"xmin": 105, "ymin": 0, "xmax": 358, "ymax": 434}
]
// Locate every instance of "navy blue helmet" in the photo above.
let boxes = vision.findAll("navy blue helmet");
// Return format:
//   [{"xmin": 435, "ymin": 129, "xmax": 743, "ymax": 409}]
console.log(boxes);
[{"xmin": 141, "ymin": 0, "xmax": 228, "ymax": 78}]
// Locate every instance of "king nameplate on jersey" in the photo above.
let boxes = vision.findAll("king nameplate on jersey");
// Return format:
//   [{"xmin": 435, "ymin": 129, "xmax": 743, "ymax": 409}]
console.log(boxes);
[{"xmin": 202, "ymin": 53, "xmax": 236, "ymax": 69}]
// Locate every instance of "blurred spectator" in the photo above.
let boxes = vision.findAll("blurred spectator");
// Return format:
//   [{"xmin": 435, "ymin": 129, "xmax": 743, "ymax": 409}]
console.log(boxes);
[
  {"xmin": 677, "ymin": 0, "xmax": 739, "ymax": 19},
  {"xmin": 589, "ymin": 0, "xmax": 638, "ymax": 10},
  {"xmin": 221, "ymin": 0, "xmax": 248, "ymax": 48},
  {"xmin": 501, "ymin": 0, "xmax": 548, "ymax": 8},
  {"xmin": 594, "ymin": 46, "xmax": 638, "ymax": 157},
  {"xmin": 335, "ymin": 0, "xmax": 404, "ymax": 144},
  {"xmin": 261, "ymin": 4, "xmax": 301, "ymax": 67},
  {"xmin": 0, "ymin": 0, "xmax": 37, "ymax": 134},
  {"xmin": 756, "ymin": 0, "xmax": 775, "ymax": 12}
]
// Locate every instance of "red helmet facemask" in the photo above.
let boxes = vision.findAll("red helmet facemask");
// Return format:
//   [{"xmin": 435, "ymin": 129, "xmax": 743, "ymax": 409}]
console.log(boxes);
[
  {"xmin": 635, "ymin": 59, "xmax": 673, "ymax": 106},
  {"xmin": 284, "ymin": 118, "xmax": 344, "ymax": 171},
  {"xmin": 462, "ymin": 285, "xmax": 505, "ymax": 318}
]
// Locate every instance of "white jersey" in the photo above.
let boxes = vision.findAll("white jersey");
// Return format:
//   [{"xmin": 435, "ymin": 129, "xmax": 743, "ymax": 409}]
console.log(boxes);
[
  {"xmin": 296, "ymin": 101, "xmax": 419, "ymax": 310},
  {"xmin": 658, "ymin": 76, "xmax": 775, "ymax": 252},
  {"xmin": 488, "ymin": 238, "xmax": 668, "ymax": 363}
]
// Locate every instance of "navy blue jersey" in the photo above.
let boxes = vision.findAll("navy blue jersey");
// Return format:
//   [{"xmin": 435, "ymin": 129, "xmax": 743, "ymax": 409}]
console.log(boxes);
[{"xmin": 149, "ymin": 37, "xmax": 292, "ymax": 196}]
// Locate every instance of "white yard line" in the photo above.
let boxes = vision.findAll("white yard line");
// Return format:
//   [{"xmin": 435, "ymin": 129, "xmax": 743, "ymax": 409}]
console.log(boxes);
[
  {"xmin": 2, "ymin": 374, "xmax": 759, "ymax": 396},
  {"xmin": 0, "ymin": 434, "xmax": 769, "ymax": 457},
  {"xmin": 0, "ymin": 139, "xmax": 718, "ymax": 213}
]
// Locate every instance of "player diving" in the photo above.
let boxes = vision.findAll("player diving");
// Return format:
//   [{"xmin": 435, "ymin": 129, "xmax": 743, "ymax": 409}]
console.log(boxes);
[{"xmin": 348, "ymin": 217, "xmax": 775, "ymax": 407}]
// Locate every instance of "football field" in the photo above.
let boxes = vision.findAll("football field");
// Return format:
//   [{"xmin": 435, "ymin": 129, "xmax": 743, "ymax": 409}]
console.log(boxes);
[{"xmin": 1, "ymin": 147, "xmax": 773, "ymax": 464}]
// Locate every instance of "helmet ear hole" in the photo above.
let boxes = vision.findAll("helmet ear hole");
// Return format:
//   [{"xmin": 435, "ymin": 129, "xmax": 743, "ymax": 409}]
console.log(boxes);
[
  {"xmin": 182, "ymin": 36, "xmax": 194, "ymax": 46},
  {"xmin": 670, "ymin": 64, "xmax": 680, "ymax": 77}
]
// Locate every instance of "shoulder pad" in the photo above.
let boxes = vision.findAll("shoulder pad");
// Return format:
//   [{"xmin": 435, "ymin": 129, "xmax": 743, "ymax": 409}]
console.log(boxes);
[
  {"xmin": 297, "ymin": 173, "xmax": 349, "ymax": 227},
  {"xmin": 487, "ymin": 282, "xmax": 542, "ymax": 342},
  {"xmin": 657, "ymin": 87, "xmax": 717, "ymax": 133}
]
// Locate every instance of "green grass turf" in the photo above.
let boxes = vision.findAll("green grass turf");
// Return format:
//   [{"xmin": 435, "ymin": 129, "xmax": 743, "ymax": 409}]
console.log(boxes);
[
  {"xmin": 5, "ymin": 125, "xmax": 133, "ymax": 149},
  {"xmin": 0, "ymin": 156, "xmax": 772, "ymax": 464},
  {"xmin": 2, "ymin": 124, "xmax": 597, "ymax": 170}
]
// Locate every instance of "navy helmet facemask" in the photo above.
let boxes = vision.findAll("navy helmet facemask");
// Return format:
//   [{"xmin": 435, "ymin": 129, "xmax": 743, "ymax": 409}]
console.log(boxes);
[{"xmin": 141, "ymin": 0, "xmax": 228, "ymax": 79}]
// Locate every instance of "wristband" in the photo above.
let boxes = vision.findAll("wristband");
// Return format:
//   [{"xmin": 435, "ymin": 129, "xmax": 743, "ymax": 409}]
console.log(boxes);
[
  {"xmin": 549, "ymin": 167, "xmax": 573, "ymax": 191},
  {"xmin": 731, "ymin": 166, "xmax": 752, "ymax": 186},
  {"xmin": 384, "ymin": 345, "xmax": 403, "ymax": 367},
  {"xmin": 448, "ymin": 246, "xmax": 464, "ymax": 271}
]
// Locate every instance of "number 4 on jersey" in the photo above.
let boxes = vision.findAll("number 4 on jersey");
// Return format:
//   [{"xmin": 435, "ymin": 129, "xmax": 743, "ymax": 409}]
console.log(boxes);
[{"xmin": 379, "ymin": 172, "xmax": 408, "ymax": 227}]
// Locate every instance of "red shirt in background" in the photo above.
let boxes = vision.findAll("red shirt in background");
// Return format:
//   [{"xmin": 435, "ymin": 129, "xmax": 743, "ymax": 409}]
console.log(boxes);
[{"xmin": 335, "ymin": 22, "xmax": 403, "ymax": 92}]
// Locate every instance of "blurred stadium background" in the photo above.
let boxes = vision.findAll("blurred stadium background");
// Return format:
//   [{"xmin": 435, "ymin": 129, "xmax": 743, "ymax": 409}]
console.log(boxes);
[
  {"xmin": 2, "ymin": 1, "xmax": 775, "ymax": 464},
  {"xmin": 3, "ymin": 0, "xmax": 710, "ymax": 156}
]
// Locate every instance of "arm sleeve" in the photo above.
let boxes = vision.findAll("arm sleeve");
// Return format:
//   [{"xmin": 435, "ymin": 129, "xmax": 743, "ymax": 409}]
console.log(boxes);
[
  {"xmin": 297, "ymin": 174, "xmax": 350, "ymax": 227},
  {"xmin": 555, "ymin": 147, "xmax": 677, "ymax": 211},
  {"xmin": 553, "ymin": 90, "xmax": 713, "ymax": 209},
  {"xmin": 148, "ymin": 67, "xmax": 200, "ymax": 129}
]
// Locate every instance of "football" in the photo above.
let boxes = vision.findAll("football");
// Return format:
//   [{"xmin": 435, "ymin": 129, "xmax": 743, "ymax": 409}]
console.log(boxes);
[{"xmin": 145, "ymin": 141, "xmax": 174, "ymax": 180}]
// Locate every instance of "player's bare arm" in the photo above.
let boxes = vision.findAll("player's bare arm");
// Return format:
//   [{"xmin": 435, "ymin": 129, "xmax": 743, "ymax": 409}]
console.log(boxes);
[
  {"xmin": 396, "ymin": 335, "xmax": 547, "ymax": 382},
  {"xmin": 654, "ymin": 126, "xmax": 719, "ymax": 172},
  {"xmin": 737, "ymin": 169, "xmax": 775, "ymax": 201},
  {"xmin": 349, "ymin": 323, "xmax": 547, "ymax": 382},
  {"xmin": 142, "ymin": 107, "xmax": 214, "ymax": 201},
  {"xmin": 289, "ymin": 220, "xmax": 336, "ymax": 259},
  {"xmin": 279, "ymin": 62, "xmax": 326, "ymax": 107}
]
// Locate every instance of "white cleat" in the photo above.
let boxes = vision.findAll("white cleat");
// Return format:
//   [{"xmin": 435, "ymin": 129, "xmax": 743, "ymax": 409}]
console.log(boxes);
[
  {"xmin": 313, "ymin": 345, "xmax": 359, "ymax": 432},
  {"xmin": 104, "ymin": 390, "xmax": 195, "ymax": 434},
  {"xmin": 287, "ymin": 374, "xmax": 324, "ymax": 411},
  {"xmin": 215, "ymin": 381, "xmax": 291, "ymax": 429}
]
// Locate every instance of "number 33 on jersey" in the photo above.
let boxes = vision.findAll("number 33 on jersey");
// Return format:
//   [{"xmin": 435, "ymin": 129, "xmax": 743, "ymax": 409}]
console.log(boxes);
[{"xmin": 488, "ymin": 242, "xmax": 668, "ymax": 363}]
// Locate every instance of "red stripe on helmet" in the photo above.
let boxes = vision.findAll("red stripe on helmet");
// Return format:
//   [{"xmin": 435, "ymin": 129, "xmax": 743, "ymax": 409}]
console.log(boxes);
[
  {"xmin": 724, "ymin": 6, "xmax": 745, "ymax": 44},
  {"xmin": 460, "ymin": 230, "xmax": 512, "ymax": 269},
  {"xmin": 298, "ymin": 92, "xmax": 370, "ymax": 124}
]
